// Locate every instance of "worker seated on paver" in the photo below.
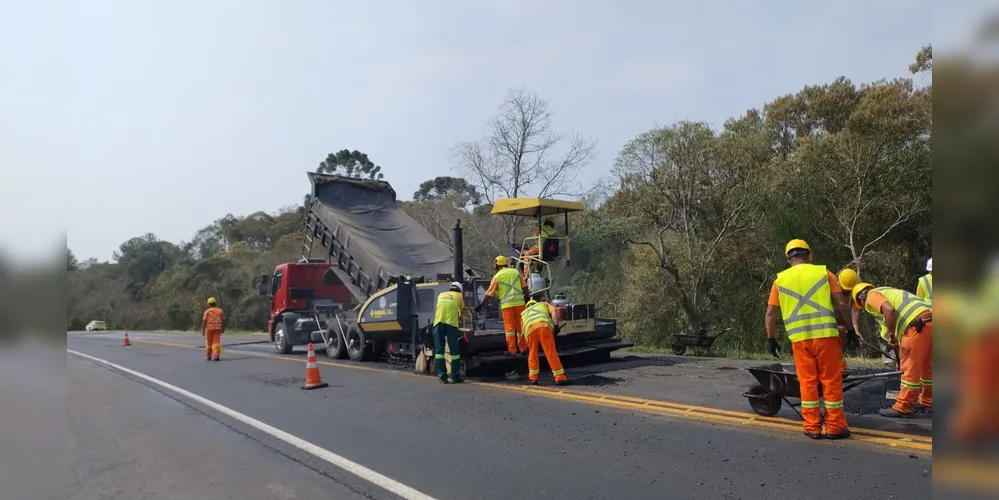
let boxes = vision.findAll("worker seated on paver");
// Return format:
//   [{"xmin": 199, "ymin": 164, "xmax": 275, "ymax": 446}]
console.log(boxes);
[
  {"xmin": 520, "ymin": 293, "xmax": 568, "ymax": 386},
  {"xmin": 518, "ymin": 218, "xmax": 559, "ymax": 273}
]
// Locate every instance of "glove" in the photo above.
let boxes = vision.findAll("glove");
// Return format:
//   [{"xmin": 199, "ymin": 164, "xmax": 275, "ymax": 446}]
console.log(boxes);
[
  {"xmin": 845, "ymin": 328, "xmax": 860, "ymax": 349},
  {"xmin": 474, "ymin": 303, "xmax": 483, "ymax": 313},
  {"xmin": 767, "ymin": 338, "xmax": 780, "ymax": 358},
  {"xmin": 554, "ymin": 324, "xmax": 562, "ymax": 335}
]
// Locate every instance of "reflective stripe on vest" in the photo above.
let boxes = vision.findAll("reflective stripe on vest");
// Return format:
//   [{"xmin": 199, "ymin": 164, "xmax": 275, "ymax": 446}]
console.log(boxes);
[
  {"xmin": 871, "ymin": 287, "xmax": 931, "ymax": 338},
  {"xmin": 495, "ymin": 268, "xmax": 525, "ymax": 308},
  {"xmin": 521, "ymin": 301, "xmax": 553, "ymax": 334},
  {"xmin": 775, "ymin": 264, "xmax": 840, "ymax": 342},
  {"xmin": 918, "ymin": 274, "xmax": 932, "ymax": 301}
]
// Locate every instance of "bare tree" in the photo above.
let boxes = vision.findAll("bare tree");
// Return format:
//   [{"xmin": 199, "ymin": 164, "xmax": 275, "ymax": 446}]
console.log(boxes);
[{"xmin": 453, "ymin": 87, "xmax": 596, "ymax": 204}]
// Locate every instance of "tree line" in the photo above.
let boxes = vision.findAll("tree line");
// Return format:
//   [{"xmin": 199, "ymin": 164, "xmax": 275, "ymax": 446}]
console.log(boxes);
[{"xmin": 68, "ymin": 46, "xmax": 933, "ymax": 355}]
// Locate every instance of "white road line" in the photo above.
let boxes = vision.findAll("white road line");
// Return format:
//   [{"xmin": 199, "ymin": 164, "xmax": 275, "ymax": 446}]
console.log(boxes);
[{"xmin": 67, "ymin": 349, "xmax": 437, "ymax": 500}]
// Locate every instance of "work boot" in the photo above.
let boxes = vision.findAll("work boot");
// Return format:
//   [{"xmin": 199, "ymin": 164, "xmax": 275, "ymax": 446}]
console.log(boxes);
[
  {"xmin": 804, "ymin": 430, "xmax": 823, "ymax": 439},
  {"xmin": 555, "ymin": 379, "xmax": 569, "ymax": 386},
  {"xmin": 213, "ymin": 356, "xmax": 220, "ymax": 362},
  {"xmin": 528, "ymin": 379, "xmax": 538, "ymax": 386},
  {"xmin": 879, "ymin": 408, "xmax": 915, "ymax": 418},
  {"xmin": 915, "ymin": 404, "xmax": 932, "ymax": 415},
  {"xmin": 824, "ymin": 429, "xmax": 851, "ymax": 440},
  {"xmin": 438, "ymin": 377, "xmax": 449, "ymax": 384},
  {"xmin": 449, "ymin": 378, "xmax": 463, "ymax": 384}
]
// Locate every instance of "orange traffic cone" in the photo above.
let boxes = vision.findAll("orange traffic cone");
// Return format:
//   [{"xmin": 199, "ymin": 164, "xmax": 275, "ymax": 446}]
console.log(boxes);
[
  {"xmin": 301, "ymin": 343, "xmax": 328, "ymax": 390},
  {"xmin": 122, "ymin": 330, "xmax": 131, "ymax": 346}
]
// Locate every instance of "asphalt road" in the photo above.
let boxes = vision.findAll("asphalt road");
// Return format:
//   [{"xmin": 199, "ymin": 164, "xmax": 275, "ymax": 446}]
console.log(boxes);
[{"xmin": 67, "ymin": 332, "xmax": 932, "ymax": 500}]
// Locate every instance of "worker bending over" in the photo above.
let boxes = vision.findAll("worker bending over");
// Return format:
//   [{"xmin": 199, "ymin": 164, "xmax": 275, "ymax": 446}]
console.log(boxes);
[
  {"xmin": 202, "ymin": 297, "xmax": 226, "ymax": 361},
  {"xmin": 433, "ymin": 282, "xmax": 467, "ymax": 384},
  {"xmin": 917, "ymin": 258, "xmax": 932, "ymax": 302},
  {"xmin": 766, "ymin": 239, "xmax": 857, "ymax": 439},
  {"xmin": 851, "ymin": 283, "xmax": 932, "ymax": 417},
  {"xmin": 835, "ymin": 268, "xmax": 865, "ymax": 370},
  {"xmin": 475, "ymin": 256, "xmax": 530, "ymax": 355},
  {"xmin": 520, "ymin": 294, "xmax": 568, "ymax": 386}
]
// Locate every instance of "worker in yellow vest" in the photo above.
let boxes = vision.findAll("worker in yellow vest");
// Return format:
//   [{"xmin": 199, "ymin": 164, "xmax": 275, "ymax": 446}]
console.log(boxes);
[
  {"xmin": 520, "ymin": 295, "xmax": 567, "ymax": 386},
  {"xmin": 766, "ymin": 239, "xmax": 856, "ymax": 439},
  {"xmin": 476, "ymin": 256, "xmax": 530, "ymax": 355},
  {"xmin": 433, "ymin": 282, "xmax": 467, "ymax": 384},
  {"xmin": 916, "ymin": 258, "xmax": 932, "ymax": 302},
  {"xmin": 851, "ymin": 283, "xmax": 932, "ymax": 417}
]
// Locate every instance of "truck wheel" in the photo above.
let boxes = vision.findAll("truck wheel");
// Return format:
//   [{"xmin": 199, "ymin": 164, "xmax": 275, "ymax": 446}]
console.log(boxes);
[
  {"xmin": 346, "ymin": 325, "xmax": 372, "ymax": 362},
  {"xmin": 324, "ymin": 324, "xmax": 346, "ymax": 359},
  {"xmin": 671, "ymin": 342, "xmax": 686, "ymax": 356},
  {"xmin": 273, "ymin": 323, "xmax": 293, "ymax": 355}
]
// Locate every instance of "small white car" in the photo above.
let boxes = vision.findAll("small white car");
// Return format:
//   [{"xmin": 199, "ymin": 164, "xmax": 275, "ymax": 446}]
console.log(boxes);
[{"xmin": 85, "ymin": 320, "xmax": 107, "ymax": 332}]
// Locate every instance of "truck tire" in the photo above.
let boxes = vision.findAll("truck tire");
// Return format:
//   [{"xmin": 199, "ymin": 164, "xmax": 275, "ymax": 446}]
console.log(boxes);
[
  {"xmin": 324, "ymin": 323, "xmax": 347, "ymax": 360},
  {"xmin": 273, "ymin": 323, "xmax": 293, "ymax": 355},
  {"xmin": 346, "ymin": 324, "xmax": 372, "ymax": 362}
]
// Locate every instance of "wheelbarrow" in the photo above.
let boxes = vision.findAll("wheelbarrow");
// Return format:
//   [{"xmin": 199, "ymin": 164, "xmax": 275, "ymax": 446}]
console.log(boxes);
[
  {"xmin": 670, "ymin": 328, "xmax": 731, "ymax": 356},
  {"xmin": 743, "ymin": 365, "xmax": 902, "ymax": 418}
]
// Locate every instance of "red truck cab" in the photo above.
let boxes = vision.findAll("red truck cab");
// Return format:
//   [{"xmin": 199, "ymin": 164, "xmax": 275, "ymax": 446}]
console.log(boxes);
[{"xmin": 258, "ymin": 261, "xmax": 354, "ymax": 353}]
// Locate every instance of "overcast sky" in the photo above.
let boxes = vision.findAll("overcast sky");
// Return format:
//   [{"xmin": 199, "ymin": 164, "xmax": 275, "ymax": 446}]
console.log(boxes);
[{"xmin": 2, "ymin": 0, "xmax": 983, "ymax": 262}]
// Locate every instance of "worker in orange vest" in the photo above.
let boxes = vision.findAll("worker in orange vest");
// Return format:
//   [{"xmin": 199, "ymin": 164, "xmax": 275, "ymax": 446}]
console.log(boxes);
[
  {"xmin": 475, "ymin": 256, "xmax": 530, "ymax": 355},
  {"xmin": 202, "ymin": 297, "xmax": 226, "ymax": 361},
  {"xmin": 766, "ymin": 239, "xmax": 856, "ymax": 439},
  {"xmin": 520, "ymin": 295, "xmax": 568, "ymax": 386},
  {"xmin": 851, "ymin": 283, "xmax": 932, "ymax": 417}
]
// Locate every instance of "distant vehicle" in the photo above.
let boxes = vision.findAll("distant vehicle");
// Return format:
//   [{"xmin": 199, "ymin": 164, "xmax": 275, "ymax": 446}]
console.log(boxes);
[{"xmin": 85, "ymin": 320, "xmax": 107, "ymax": 331}]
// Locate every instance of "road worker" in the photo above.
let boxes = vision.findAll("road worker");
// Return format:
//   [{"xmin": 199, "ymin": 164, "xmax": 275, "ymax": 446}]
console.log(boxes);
[
  {"xmin": 765, "ymin": 239, "xmax": 856, "ymax": 439},
  {"xmin": 433, "ymin": 282, "xmax": 466, "ymax": 384},
  {"xmin": 916, "ymin": 257, "xmax": 932, "ymax": 302},
  {"xmin": 835, "ymin": 268, "xmax": 865, "ymax": 370},
  {"xmin": 851, "ymin": 282, "xmax": 932, "ymax": 417},
  {"xmin": 202, "ymin": 297, "xmax": 226, "ymax": 361},
  {"xmin": 475, "ymin": 256, "xmax": 530, "ymax": 355},
  {"xmin": 520, "ymin": 293, "xmax": 568, "ymax": 386},
  {"xmin": 950, "ymin": 257, "xmax": 999, "ymax": 441}
]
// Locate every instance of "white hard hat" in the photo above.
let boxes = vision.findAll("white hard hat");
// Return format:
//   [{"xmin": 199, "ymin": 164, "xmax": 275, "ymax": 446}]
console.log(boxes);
[
  {"xmin": 926, "ymin": 258, "xmax": 932, "ymax": 272},
  {"xmin": 449, "ymin": 282, "xmax": 463, "ymax": 292}
]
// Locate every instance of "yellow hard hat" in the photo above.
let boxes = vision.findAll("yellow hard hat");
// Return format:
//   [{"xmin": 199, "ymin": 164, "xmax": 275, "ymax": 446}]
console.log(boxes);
[
  {"xmin": 494, "ymin": 255, "xmax": 509, "ymax": 267},
  {"xmin": 851, "ymin": 283, "xmax": 874, "ymax": 309},
  {"xmin": 837, "ymin": 268, "xmax": 859, "ymax": 291},
  {"xmin": 784, "ymin": 239, "xmax": 811, "ymax": 258},
  {"xmin": 207, "ymin": 297, "xmax": 216, "ymax": 305}
]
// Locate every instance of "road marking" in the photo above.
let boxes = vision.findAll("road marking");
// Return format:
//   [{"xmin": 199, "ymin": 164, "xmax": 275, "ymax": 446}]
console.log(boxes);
[
  {"xmin": 67, "ymin": 349, "xmax": 437, "ymax": 500},
  {"xmin": 115, "ymin": 337, "xmax": 932, "ymax": 452}
]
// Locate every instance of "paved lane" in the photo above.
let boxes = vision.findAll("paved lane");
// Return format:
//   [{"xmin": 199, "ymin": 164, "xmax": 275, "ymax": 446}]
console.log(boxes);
[
  {"xmin": 69, "ymin": 354, "xmax": 378, "ymax": 500},
  {"xmin": 68, "ymin": 333, "xmax": 932, "ymax": 500}
]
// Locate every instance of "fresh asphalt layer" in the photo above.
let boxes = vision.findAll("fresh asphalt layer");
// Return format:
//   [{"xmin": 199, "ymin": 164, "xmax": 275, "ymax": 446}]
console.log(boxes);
[{"xmin": 68, "ymin": 332, "xmax": 932, "ymax": 500}]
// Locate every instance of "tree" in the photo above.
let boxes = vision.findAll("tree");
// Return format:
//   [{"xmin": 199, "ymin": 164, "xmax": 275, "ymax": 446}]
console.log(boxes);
[
  {"xmin": 317, "ymin": 149, "xmax": 384, "ymax": 180},
  {"xmin": 67, "ymin": 248, "xmax": 78, "ymax": 272},
  {"xmin": 611, "ymin": 122, "xmax": 751, "ymax": 330},
  {"xmin": 909, "ymin": 45, "xmax": 932, "ymax": 74},
  {"xmin": 453, "ymin": 87, "xmax": 596, "ymax": 205},
  {"xmin": 413, "ymin": 176, "xmax": 483, "ymax": 207}
]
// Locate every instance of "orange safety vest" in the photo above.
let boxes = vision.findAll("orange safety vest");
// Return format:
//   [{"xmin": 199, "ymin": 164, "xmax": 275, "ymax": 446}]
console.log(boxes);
[{"xmin": 203, "ymin": 307, "xmax": 225, "ymax": 332}]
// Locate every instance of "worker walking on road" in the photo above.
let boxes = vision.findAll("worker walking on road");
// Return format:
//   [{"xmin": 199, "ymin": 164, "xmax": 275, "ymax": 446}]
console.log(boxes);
[
  {"xmin": 434, "ymin": 282, "xmax": 467, "ymax": 384},
  {"xmin": 202, "ymin": 297, "xmax": 226, "ymax": 361},
  {"xmin": 766, "ymin": 239, "xmax": 857, "ymax": 439},
  {"xmin": 851, "ymin": 283, "xmax": 932, "ymax": 417},
  {"xmin": 475, "ymin": 256, "xmax": 530, "ymax": 355},
  {"xmin": 520, "ymin": 294, "xmax": 568, "ymax": 386},
  {"xmin": 917, "ymin": 258, "xmax": 932, "ymax": 302}
]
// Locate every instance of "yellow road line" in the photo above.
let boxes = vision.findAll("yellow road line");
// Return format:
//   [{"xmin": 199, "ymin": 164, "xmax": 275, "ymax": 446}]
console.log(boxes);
[{"xmin": 128, "ymin": 338, "xmax": 931, "ymax": 452}]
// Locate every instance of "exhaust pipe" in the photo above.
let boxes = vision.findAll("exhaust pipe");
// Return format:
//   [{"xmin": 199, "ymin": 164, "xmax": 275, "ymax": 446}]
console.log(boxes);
[{"xmin": 453, "ymin": 219, "xmax": 464, "ymax": 282}]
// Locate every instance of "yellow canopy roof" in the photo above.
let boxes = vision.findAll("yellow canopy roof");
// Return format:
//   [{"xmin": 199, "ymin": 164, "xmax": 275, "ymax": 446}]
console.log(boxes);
[{"xmin": 490, "ymin": 197, "xmax": 585, "ymax": 217}]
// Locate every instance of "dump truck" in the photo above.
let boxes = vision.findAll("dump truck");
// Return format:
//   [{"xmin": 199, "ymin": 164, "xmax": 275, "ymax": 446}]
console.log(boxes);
[{"xmin": 257, "ymin": 172, "xmax": 632, "ymax": 374}]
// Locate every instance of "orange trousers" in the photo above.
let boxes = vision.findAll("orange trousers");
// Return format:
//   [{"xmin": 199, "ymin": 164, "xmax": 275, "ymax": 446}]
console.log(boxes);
[
  {"xmin": 526, "ymin": 325, "xmax": 566, "ymax": 382},
  {"xmin": 893, "ymin": 319, "xmax": 932, "ymax": 413},
  {"xmin": 501, "ymin": 305, "xmax": 527, "ymax": 354},
  {"xmin": 791, "ymin": 337, "xmax": 848, "ymax": 435},
  {"xmin": 205, "ymin": 330, "xmax": 221, "ymax": 359},
  {"xmin": 952, "ymin": 331, "xmax": 999, "ymax": 441}
]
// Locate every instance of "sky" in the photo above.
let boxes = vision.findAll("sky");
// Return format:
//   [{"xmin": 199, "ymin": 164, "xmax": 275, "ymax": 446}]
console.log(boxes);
[{"xmin": 0, "ymin": 0, "xmax": 983, "ymax": 263}]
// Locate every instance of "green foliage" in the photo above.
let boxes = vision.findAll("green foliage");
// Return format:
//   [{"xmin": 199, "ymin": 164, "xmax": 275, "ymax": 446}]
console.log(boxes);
[
  {"xmin": 67, "ymin": 49, "xmax": 932, "ymax": 358},
  {"xmin": 317, "ymin": 149, "xmax": 384, "ymax": 180}
]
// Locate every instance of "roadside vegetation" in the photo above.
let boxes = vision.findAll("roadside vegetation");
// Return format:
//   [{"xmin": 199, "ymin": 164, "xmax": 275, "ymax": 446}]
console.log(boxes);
[{"xmin": 68, "ymin": 47, "xmax": 933, "ymax": 358}]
